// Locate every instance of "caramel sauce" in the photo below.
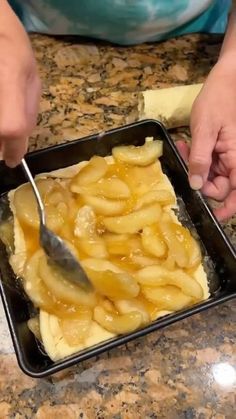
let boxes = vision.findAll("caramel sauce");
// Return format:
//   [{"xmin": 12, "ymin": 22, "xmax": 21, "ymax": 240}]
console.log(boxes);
[
  {"xmin": 20, "ymin": 222, "xmax": 40, "ymax": 257},
  {"xmin": 7, "ymin": 158, "xmax": 201, "ymax": 323}
]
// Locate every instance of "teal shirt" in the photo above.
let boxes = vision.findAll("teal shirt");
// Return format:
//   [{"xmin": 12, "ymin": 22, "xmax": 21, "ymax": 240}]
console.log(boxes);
[{"xmin": 10, "ymin": 0, "xmax": 231, "ymax": 45}]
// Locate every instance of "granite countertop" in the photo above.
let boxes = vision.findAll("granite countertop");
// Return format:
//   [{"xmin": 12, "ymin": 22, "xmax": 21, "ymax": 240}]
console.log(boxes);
[{"xmin": 0, "ymin": 33, "xmax": 235, "ymax": 419}]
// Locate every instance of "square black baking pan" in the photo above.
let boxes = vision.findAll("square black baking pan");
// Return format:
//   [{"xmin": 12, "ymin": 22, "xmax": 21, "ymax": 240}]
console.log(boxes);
[{"xmin": 0, "ymin": 119, "xmax": 235, "ymax": 378}]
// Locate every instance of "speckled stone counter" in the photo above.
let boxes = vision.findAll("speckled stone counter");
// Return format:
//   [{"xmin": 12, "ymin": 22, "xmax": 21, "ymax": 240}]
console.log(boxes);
[{"xmin": 0, "ymin": 34, "xmax": 235, "ymax": 419}]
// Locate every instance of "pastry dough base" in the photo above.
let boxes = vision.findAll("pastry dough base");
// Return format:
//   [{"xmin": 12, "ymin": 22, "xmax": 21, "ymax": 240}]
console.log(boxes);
[{"xmin": 138, "ymin": 84, "xmax": 203, "ymax": 128}]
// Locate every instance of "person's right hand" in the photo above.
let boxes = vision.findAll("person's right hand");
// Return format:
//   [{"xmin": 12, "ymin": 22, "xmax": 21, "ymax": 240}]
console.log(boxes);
[
  {"xmin": 0, "ymin": 0, "xmax": 41, "ymax": 167},
  {"xmin": 176, "ymin": 57, "xmax": 236, "ymax": 222}
]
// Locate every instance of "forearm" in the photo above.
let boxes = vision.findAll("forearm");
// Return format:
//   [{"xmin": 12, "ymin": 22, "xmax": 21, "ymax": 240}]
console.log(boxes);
[{"xmin": 219, "ymin": 6, "xmax": 236, "ymax": 62}]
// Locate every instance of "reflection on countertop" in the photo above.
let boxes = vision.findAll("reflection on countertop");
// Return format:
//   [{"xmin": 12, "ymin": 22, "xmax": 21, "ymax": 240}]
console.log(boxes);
[{"xmin": 0, "ymin": 33, "xmax": 235, "ymax": 419}]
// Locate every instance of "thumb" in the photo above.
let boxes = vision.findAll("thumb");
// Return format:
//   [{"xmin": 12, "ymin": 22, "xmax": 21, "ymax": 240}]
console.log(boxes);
[
  {"xmin": 189, "ymin": 109, "xmax": 218, "ymax": 190},
  {"xmin": 0, "ymin": 77, "xmax": 29, "ymax": 167}
]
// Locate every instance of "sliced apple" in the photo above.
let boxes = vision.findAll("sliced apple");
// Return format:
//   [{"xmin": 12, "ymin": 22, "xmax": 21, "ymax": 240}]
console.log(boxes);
[
  {"xmin": 14, "ymin": 178, "xmax": 69, "ymax": 232},
  {"xmin": 135, "ymin": 189, "xmax": 175, "ymax": 210},
  {"xmin": 112, "ymin": 140, "xmax": 163, "ymax": 166},
  {"xmin": 142, "ymin": 285, "xmax": 193, "ymax": 311},
  {"xmin": 61, "ymin": 310, "xmax": 92, "ymax": 346},
  {"xmin": 82, "ymin": 258, "xmax": 140, "ymax": 299},
  {"xmin": 136, "ymin": 265, "xmax": 203, "ymax": 299},
  {"xmin": 103, "ymin": 203, "xmax": 161, "ymax": 234},
  {"xmin": 81, "ymin": 195, "xmax": 126, "ymax": 216},
  {"xmin": 77, "ymin": 238, "xmax": 108, "ymax": 259},
  {"xmin": 39, "ymin": 255, "xmax": 97, "ymax": 307},
  {"xmin": 114, "ymin": 299, "xmax": 150, "ymax": 324},
  {"xmin": 104, "ymin": 233, "xmax": 142, "ymax": 256},
  {"xmin": 159, "ymin": 221, "xmax": 201, "ymax": 269},
  {"xmin": 94, "ymin": 306, "xmax": 143, "ymax": 334},
  {"xmin": 72, "ymin": 177, "xmax": 131, "ymax": 200},
  {"xmin": 141, "ymin": 225, "xmax": 167, "ymax": 258},
  {"xmin": 71, "ymin": 156, "xmax": 107, "ymax": 188}
]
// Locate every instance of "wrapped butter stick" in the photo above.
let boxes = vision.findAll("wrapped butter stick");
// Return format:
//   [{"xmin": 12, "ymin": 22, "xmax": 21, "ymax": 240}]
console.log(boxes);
[{"xmin": 138, "ymin": 83, "xmax": 203, "ymax": 128}]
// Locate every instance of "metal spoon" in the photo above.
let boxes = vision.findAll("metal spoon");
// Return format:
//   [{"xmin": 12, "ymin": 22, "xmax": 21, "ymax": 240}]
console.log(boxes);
[{"xmin": 21, "ymin": 158, "xmax": 93, "ymax": 291}]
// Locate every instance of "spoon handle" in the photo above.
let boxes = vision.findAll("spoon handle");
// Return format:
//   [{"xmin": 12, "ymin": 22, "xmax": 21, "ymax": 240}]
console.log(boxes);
[{"xmin": 21, "ymin": 158, "xmax": 46, "ymax": 226}]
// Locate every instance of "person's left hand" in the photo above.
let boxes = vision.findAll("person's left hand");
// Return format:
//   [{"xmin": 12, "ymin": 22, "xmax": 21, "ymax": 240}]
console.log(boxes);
[{"xmin": 176, "ymin": 58, "xmax": 236, "ymax": 221}]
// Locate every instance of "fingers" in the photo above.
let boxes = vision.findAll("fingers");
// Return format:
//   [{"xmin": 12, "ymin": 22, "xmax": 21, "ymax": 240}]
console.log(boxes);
[
  {"xmin": 202, "ymin": 170, "xmax": 236, "ymax": 220},
  {"xmin": 0, "ymin": 72, "xmax": 40, "ymax": 167},
  {"xmin": 175, "ymin": 140, "xmax": 190, "ymax": 164},
  {"xmin": 0, "ymin": 75, "xmax": 28, "ymax": 167},
  {"xmin": 229, "ymin": 168, "xmax": 236, "ymax": 189},
  {"xmin": 189, "ymin": 105, "xmax": 218, "ymax": 190},
  {"xmin": 2, "ymin": 136, "xmax": 28, "ymax": 168},
  {"xmin": 214, "ymin": 189, "xmax": 236, "ymax": 221},
  {"xmin": 201, "ymin": 176, "xmax": 231, "ymax": 201},
  {"xmin": 26, "ymin": 73, "xmax": 41, "ymax": 132}
]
